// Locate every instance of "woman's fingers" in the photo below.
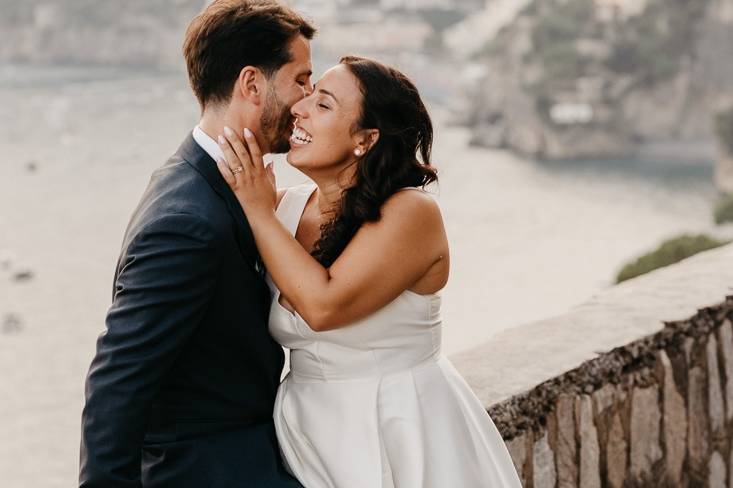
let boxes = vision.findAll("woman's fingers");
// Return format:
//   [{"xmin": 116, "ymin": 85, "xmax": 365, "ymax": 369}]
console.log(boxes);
[
  {"xmin": 216, "ymin": 159, "xmax": 236, "ymax": 187},
  {"xmin": 217, "ymin": 126, "xmax": 270, "ymax": 189},
  {"xmin": 221, "ymin": 126, "xmax": 253, "ymax": 171},
  {"xmin": 217, "ymin": 133, "xmax": 242, "ymax": 176},
  {"xmin": 243, "ymin": 128, "xmax": 265, "ymax": 174}
]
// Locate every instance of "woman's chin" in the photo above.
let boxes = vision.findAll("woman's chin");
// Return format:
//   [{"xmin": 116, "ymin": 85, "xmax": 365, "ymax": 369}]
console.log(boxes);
[
  {"xmin": 288, "ymin": 140, "xmax": 315, "ymax": 157},
  {"xmin": 286, "ymin": 149, "xmax": 307, "ymax": 168}
]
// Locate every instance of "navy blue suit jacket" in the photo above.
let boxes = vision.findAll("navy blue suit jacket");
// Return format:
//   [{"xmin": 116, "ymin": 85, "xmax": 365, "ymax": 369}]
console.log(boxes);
[{"xmin": 80, "ymin": 134, "xmax": 302, "ymax": 488}]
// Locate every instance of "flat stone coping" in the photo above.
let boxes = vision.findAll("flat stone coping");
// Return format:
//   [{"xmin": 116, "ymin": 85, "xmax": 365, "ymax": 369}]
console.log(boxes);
[{"xmin": 451, "ymin": 243, "xmax": 733, "ymax": 409}]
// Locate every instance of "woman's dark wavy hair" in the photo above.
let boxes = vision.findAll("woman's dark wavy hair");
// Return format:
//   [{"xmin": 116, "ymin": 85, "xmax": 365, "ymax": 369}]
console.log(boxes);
[{"xmin": 311, "ymin": 55, "xmax": 438, "ymax": 268}]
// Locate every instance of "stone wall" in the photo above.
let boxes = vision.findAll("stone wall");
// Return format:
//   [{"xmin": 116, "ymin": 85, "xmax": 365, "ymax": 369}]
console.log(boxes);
[{"xmin": 452, "ymin": 244, "xmax": 733, "ymax": 487}]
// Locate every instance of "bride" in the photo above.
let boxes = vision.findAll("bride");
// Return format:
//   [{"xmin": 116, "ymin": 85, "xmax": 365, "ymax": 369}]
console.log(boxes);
[{"xmin": 216, "ymin": 55, "xmax": 521, "ymax": 488}]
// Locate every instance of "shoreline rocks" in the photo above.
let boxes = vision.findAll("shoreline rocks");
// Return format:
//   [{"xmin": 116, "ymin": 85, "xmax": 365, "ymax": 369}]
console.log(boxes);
[{"xmin": 2, "ymin": 313, "xmax": 23, "ymax": 334}]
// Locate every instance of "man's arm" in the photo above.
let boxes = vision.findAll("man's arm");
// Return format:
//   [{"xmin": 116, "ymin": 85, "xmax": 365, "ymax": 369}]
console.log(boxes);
[{"xmin": 80, "ymin": 213, "xmax": 222, "ymax": 488}]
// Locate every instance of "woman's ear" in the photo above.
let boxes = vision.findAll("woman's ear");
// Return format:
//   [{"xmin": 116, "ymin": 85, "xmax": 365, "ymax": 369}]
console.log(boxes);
[
  {"xmin": 354, "ymin": 129, "xmax": 380, "ymax": 155},
  {"xmin": 235, "ymin": 66, "xmax": 264, "ymax": 104}
]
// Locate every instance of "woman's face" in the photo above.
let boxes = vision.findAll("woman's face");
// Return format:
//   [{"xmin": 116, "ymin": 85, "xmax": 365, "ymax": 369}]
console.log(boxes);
[{"xmin": 287, "ymin": 64, "xmax": 366, "ymax": 173}]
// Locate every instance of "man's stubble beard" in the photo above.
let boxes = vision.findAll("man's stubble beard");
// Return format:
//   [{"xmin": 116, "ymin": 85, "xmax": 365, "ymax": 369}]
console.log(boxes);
[{"xmin": 260, "ymin": 87, "xmax": 295, "ymax": 154}]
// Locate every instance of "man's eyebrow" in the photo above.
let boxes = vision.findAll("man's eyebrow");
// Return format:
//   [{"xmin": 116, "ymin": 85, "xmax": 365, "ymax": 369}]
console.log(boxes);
[{"xmin": 298, "ymin": 69, "xmax": 313, "ymax": 78}]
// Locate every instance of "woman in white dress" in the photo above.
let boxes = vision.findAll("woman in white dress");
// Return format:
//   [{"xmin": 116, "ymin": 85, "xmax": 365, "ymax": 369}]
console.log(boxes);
[{"xmin": 215, "ymin": 56, "xmax": 522, "ymax": 487}]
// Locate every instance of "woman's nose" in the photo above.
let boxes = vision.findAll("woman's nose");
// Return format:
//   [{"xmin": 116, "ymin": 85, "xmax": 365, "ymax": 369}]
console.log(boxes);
[{"xmin": 291, "ymin": 98, "xmax": 308, "ymax": 119}]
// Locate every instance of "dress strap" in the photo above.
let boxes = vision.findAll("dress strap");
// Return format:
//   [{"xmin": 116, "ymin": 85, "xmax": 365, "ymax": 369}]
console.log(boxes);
[{"xmin": 275, "ymin": 183, "xmax": 317, "ymax": 236}]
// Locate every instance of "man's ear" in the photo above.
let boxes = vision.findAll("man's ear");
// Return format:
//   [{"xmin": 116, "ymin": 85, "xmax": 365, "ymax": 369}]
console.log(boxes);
[
  {"xmin": 235, "ymin": 66, "xmax": 265, "ymax": 104},
  {"xmin": 354, "ymin": 129, "xmax": 380, "ymax": 154}
]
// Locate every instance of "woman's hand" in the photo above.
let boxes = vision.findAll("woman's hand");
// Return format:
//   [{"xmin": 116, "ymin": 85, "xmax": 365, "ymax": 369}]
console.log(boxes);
[{"xmin": 215, "ymin": 126, "xmax": 277, "ymax": 219}]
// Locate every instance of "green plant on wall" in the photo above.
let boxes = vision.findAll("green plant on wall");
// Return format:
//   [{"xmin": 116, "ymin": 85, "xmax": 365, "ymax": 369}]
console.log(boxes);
[
  {"xmin": 714, "ymin": 195, "xmax": 733, "ymax": 225},
  {"xmin": 616, "ymin": 234, "xmax": 730, "ymax": 283}
]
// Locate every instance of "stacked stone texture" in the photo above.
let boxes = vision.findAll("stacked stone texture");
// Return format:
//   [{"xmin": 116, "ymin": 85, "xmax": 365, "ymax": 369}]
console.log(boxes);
[{"xmin": 494, "ymin": 297, "xmax": 733, "ymax": 487}]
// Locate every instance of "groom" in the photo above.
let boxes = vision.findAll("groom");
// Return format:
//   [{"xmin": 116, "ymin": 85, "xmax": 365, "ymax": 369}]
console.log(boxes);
[{"xmin": 79, "ymin": 1, "xmax": 315, "ymax": 486}]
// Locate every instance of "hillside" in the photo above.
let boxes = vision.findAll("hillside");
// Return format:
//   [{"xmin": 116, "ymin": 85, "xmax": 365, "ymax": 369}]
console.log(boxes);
[{"xmin": 464, "ymin": 0, "xmax": 733, "ymax": 162}]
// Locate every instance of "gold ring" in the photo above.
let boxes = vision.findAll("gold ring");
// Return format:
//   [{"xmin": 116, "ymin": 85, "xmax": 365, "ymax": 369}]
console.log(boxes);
[{"xmin": 231, "ymin": 166, "xmax": 244, "ymax": 175}]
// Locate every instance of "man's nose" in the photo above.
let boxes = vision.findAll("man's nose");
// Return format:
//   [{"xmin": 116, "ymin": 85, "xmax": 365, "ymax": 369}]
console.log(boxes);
[{"xmin": 302, "ymin": 80, "xmax": 314, "ymax": 97}]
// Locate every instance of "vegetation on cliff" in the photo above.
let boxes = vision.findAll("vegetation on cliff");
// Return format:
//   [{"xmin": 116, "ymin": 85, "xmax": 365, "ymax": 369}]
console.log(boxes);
[{"xmin": 493, "ymin": 0, "xmax": 709, "ymax": 93}]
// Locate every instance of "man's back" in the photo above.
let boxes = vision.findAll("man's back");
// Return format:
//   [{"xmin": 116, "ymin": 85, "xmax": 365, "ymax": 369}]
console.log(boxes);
[{"xmin": 79, "ymin": 135, "xmax": 299, "ymax": 487}]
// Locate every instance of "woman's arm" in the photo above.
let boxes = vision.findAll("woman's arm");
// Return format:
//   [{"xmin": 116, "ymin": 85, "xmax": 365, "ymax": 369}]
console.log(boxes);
[
  {"xmin": 216, "ymin": 128, "xmax": 448, "ymax": 331},
  {"xmin": 255, "ymin": 189, "xmax": 446, "ymax": 331}
]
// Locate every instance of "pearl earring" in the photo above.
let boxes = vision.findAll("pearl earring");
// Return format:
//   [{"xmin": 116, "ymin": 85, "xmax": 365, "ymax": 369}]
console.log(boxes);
[{"xmin": 354, "ymin": 148, "xmax": 363, "ymax": 156}]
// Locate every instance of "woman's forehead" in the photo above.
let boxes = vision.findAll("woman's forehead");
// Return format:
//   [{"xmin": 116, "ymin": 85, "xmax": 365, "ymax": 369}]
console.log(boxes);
[{"xmin": 315, "ymin": 65, "xmax": 361, "ymax": 105}]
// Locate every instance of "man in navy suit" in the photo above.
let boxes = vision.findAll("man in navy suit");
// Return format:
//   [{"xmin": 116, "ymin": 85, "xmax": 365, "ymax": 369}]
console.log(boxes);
[{"xmin": 80, "ymin": 1, "xmax": 315, "ymax": 486}]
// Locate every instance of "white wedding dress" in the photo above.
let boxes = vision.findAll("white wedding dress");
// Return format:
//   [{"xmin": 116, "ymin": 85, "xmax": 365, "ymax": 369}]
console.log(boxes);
[{"xmin": 267, "ymin": 183, "xmax": 522, "ymax": 488}]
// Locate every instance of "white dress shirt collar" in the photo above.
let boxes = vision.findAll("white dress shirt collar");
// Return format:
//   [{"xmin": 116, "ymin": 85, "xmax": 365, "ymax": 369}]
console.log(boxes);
[{"xmin": 192, "ymin": 125, "xmax": 225, "ymax": 163}]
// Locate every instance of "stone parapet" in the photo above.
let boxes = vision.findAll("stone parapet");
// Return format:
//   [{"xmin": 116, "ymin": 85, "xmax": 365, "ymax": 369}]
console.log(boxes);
[{"xmin": 452, "ymin": 244, "xmax": 733, "ymax": 486}]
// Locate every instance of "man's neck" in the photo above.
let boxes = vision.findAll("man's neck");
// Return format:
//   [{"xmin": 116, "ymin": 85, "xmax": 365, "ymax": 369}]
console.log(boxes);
[
  {"xmin": 198, "ymin": 109, "xmax": 235, "ymax": 143},
  {"xmin": 198, "ymin": 107, "xmax": 270, "ymax": 155}
]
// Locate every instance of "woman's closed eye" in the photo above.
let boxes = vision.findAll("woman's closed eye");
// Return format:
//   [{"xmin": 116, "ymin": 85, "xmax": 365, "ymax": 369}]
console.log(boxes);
[{"xmin": 318, "ymin": 103, "xmax": 331, "ymax": 110}]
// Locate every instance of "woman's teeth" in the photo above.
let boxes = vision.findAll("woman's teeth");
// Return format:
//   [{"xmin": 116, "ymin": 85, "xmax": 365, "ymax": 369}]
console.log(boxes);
[{"xmin": 290, "ymin": 127, "xmax": 312, "ymax": 145}]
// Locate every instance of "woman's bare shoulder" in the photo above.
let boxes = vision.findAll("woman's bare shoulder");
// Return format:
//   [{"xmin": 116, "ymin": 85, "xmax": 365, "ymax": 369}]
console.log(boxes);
[{"xmin": 381, "ymin": 187, "xmax": 442, "ymax": 224}]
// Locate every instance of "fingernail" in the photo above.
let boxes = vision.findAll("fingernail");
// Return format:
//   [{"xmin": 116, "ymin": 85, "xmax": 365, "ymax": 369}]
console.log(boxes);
[
  {"xmin": 244, "ymin": 128, "xmax": 253, "ymax": 138},
  {"xmin": 218, "ymin": 135, "xmax": 225, "ymax": 144},
  {"xmin": 223, "ymin": 126, "xmax": 233, "ymax": 137}
]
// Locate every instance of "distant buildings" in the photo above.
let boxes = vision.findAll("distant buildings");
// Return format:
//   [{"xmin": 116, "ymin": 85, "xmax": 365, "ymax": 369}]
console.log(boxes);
[
  {"xmin": 549, "ymin": 103, "xmax": 594, "ymax": 125},
  {"xmin": 380, "ymin": 0, "xmax": 453, "ymax": 9},
  {"xmin": 594, "ymin": 0, "xmax": 648, "ymax": 22}
]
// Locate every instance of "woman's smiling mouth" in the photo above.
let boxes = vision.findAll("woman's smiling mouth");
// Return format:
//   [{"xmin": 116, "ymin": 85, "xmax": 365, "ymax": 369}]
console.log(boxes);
[{"xmin": 290, "ymin": 123, "xmax": 312, "ymax": 146}]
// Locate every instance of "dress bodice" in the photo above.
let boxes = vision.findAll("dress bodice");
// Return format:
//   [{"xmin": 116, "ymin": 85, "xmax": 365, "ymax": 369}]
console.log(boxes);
[
  {"xmin": 267, "ymin": 184, "xmax": 522, "ymax": 488},
  {"xmin": 266, "ymin": 183, "xmax": 443, "ymax": 382}
]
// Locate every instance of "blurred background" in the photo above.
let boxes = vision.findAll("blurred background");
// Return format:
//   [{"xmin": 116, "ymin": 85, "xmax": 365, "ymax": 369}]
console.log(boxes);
[{"xmin": 1, "ymin": 0, "xmax": 733, "ymax": 485}]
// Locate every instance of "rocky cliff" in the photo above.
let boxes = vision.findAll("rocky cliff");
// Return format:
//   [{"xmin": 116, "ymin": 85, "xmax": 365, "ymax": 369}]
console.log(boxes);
[{"xmin": 465, "ymin": 0, "xmax": 733, "ymax": 162}]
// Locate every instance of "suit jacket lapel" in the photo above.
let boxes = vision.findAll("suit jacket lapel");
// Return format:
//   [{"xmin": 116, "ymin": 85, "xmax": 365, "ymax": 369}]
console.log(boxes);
[{"xmin": 176, "ymin": 133, "xmax": 263, "ymax": 275}]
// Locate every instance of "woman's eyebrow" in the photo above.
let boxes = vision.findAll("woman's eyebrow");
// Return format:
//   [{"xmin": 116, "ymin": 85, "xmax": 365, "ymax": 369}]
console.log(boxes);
[{"xmin": 313, "ymin": 83, "xmax": 340, "ymax": 105}]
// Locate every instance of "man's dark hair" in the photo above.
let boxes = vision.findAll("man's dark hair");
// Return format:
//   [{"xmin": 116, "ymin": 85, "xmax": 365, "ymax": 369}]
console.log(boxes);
[{"xmin": 183, "ymin": 0, "xmax": 316, "ymax": 110}]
